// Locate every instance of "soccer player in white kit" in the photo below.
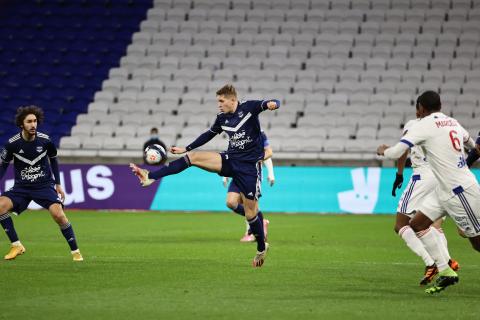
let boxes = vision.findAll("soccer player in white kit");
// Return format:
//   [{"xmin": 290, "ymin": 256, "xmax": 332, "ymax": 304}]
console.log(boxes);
[
  {"xmin": 393, "ymin": 106, "xmax": 459, "ymax": 286},
  {"xmin": 378, "ymin": 91, "xmax": 480, "ymax": 294}
]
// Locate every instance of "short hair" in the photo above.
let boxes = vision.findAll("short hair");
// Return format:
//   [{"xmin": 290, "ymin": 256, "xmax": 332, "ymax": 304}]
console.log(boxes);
[
  {"xmin": 150, "ymin": 127, "xmax": 158, "ymax": 133},
  {"xmin": 216, "ymin": 84, "xmax": 237, "ymax": 98},
  {"xmin": 15, "ymin": 105, "xmax": 44, "ymax": 128},
  {"xmin": 417, "ymin": 91, "xmax": 441, "ymax": 112}
]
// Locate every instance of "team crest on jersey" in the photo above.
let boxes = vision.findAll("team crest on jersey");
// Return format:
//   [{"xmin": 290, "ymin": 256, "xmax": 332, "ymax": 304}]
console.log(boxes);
[
  {"xmin": 238, "ymin": 111, "xmax": 244, "ymax": 118},
  {"xmin": 36, "ymin": 146, "xmax": 43, "ymax": 153}
]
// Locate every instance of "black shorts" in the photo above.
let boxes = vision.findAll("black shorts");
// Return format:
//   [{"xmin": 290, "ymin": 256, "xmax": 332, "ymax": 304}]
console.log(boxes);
[
  {"xmin": 219, "ymin": 153, "xmax": 262, "ymax": 200},
  {"xmin": 2, "ymin": 184, "xmax": 63, "ymax": 214}
]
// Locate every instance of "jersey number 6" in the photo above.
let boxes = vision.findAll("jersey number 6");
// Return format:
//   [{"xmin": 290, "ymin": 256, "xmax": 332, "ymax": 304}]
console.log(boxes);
[{"xmin": 449, "ymin": 130, "xmax": 461, "ymax": 152}]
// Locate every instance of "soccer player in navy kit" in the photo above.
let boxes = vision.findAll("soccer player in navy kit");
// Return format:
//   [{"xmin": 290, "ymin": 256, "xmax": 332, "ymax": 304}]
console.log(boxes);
[
  {"xmin": 0, "ymin": 106, "xmax": 83, "ymax": 261},
  {"xmin": 130, "ymin": 84, "xmax": 280, "ymax": 267},
  {"xmin": 223, "ymin": 130, "xmax": 274, "ymax": 242}
]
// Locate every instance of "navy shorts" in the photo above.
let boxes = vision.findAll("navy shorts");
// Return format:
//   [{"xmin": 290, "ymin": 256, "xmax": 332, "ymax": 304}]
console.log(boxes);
[
  {"xmin": 219, "ymin": 153, "xmax": 262, "ymax": 200},
  {"xmin": 227, "ymin": 180, "xmax": 241, "ymax": 193},
  {"xmin": 2, "ymin": 184, "xmax": 63, "ymax": 214}
]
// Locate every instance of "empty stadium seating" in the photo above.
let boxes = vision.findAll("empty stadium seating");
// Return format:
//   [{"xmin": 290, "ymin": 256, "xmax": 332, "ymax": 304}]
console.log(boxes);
[{"xmin": 2, "ymin": 0, "xmax": 478, "ymax": 158}]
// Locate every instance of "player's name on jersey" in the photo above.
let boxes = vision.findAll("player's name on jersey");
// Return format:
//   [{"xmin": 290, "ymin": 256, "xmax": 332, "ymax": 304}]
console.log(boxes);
[{"xmin": 435, "ymin": 119, "xmax": 458, "ymax": 128}]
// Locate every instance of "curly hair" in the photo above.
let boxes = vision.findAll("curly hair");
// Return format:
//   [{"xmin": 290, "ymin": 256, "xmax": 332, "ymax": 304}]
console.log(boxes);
[{"xmin": 15, "ymin": 105, "xmax": 44, "ymax": 128}]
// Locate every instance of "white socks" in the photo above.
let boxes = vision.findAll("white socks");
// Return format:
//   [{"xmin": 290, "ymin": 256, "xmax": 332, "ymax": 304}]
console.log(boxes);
[
  {"xmin": 416, "ymin": 228, "xmax": 449, "ymax": 271},
  {"xmin": 433, "ymin": 227, "xmax": 450, "ymax": 259},
  {"xmin": 399, "ymin": 226, "xmax": 434, "ymax": 266}
]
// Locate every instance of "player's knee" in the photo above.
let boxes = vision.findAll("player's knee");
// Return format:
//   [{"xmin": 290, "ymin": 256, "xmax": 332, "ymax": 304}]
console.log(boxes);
[
  {"xmin": 226, "ymin": 199, "xmax": 238, "ymax": 210},
  {"xmin": 49, "ymin": 204, "xmax": 67, "ymax": 224},
  {"xmin": 0, "ymin": 198, "xmax": 12, "ymax": 213}
]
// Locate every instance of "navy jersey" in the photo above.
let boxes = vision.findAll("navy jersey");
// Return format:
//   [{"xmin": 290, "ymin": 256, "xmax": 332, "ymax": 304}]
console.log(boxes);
[
  {"xmin": 210, "ymin": 100, "xmax": 267, "ymax": 162},
  {"xmin": 1, "ymin": 132, "xmax": 57, "ymax": 187}
]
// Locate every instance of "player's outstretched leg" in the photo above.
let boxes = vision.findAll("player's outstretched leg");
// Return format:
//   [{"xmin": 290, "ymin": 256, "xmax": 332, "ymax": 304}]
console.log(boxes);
[
  {"xmin": 130, "ymin": 155, "xmax": 191, "ymax": 187},
  {"xmin": 0, "ymin": 212, "xmax": 25, "ymax": 260}
]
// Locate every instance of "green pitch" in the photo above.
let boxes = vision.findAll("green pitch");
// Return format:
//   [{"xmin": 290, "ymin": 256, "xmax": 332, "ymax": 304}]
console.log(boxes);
[{"xmin": 1, "ymin": 211, "xmax": 479, "ymax": 320}]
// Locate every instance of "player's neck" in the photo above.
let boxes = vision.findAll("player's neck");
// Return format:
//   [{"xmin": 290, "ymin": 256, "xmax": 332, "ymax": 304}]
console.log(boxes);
[
  {"xmin": 229, "ymin": 101, "xmax": 238, "ymax": 113},
  {"xmin": 21, "ymin": 130, "xmax": 36, "ymax": 141}
]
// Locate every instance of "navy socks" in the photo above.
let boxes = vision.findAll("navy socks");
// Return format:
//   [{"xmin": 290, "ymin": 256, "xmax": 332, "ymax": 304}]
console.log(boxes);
[
  {"xmin": 149, "ymin": 155, "xmax": 191, "ymax": 180},
  {"xmin": 248, "ymin": 215, "xmax": 266, "ymax": 252},
  {"xmin": 0, "ymin": 213, "xmax": 19, "ymax": 243},
  {"xmin": 60, "ymin": 222, "xmax": 78, "ymax": 251}
]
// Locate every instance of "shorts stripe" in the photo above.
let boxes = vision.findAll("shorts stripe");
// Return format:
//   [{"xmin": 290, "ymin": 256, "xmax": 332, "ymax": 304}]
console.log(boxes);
[
  {"xmin": 254, "ymin": 161, "xmax": 262, "ymax": 200},
  {"xmin": 458, "ymin": 193, "xmax": 480, "ymax": 233},
  {"xmin": 400, "ymin": 180, "xmax": 417, "ymax": 213}
]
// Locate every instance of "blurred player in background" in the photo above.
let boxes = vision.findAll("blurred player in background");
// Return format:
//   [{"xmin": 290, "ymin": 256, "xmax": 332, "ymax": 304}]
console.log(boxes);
[
  {"xmin": 223, "ymin": 129, "xmax": 274, "ymax": 242},
  {"xmin": 392, "ymin": 100, "xmax": 458, "ymax": 286},
  {"xmin": 130, "ymin": 84, "xmax": 280, "ymax": 267},
  {"xmin": 0, "ymin": 106, "xmax": 83, "ymax": 261},
  {"xmin": 378, "ymin": 91, "xmax": 479, "ymax": 294},
  {"xmin": 143, "ymin": 127, "xmax": 167, "ymax": 165}
]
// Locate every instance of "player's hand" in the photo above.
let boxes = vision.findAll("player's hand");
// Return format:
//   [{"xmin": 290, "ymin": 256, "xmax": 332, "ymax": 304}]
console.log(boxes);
[
  {"xmin": 266, "ymin": 100, "xmax": 278, "ymax": 110},
  {"xmin": 55, "ymin": 184, "xmax": 65, "ymax": 203},
  {"xmin": 376, "ymin": 144, "xmax": 389, "ymax": 156},
  {"xmin": 391, "ymin": 173, "xmax": 403, "ymax": 197},
  {"xmin": 268, "ymin": 176, "xmax": 275, "ymax": 186},
  {"xmin": 223, "ymin": 177, "xmax": 229, "ymax": 188},
  {"xmin": 170, "ymin": 146, "xmax": 186, "ymax": 154}
]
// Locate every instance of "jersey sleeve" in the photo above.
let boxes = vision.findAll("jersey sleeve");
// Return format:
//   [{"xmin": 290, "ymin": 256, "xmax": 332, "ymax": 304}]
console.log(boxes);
[
  {"xmin": 460, "ymin": 125, "xmax": 471, "ymax": 143},
  {"xmin": 209, "ymin": 115, "xmax": 223, "ymax": 134},
  {"xmin": 244, "ymin": 100, "xmax": 265, "ymax": 116},
  {"xmin": 400, "ymin": 121, "xmax": 428, "ymax": 148},
  {"xmin": 1, "ymin": 144, "xmax": 13, "ymax": 163},
  {"xmin": 46, "ymin": 140, "xmax": 58, "ymax": 158}
]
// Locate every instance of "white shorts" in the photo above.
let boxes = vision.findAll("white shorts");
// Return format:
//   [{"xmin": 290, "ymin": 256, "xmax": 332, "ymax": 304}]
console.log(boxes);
[
  {"xmin": 419, "ymin": 184, "xmax": 480, "ymax": 238},
  {"xmin": 397, "ymin": 170, "xmax": 437, "ymax": 217}
]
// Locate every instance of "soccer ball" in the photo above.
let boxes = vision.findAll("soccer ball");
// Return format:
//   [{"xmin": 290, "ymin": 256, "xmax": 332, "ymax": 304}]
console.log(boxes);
[{"xmin": 144, "ymin": 144, "xmax": 167, "ymax": 165}]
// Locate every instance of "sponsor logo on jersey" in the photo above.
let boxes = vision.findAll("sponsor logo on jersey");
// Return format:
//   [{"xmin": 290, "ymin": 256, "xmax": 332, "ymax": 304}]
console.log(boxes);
[
  {"xmin": 229, "ymin": 130, "xmax": 253, "ymax": 150},
  {"xmin": 20, "ymin": 165, "xmax": 46, "ymax": 182}
]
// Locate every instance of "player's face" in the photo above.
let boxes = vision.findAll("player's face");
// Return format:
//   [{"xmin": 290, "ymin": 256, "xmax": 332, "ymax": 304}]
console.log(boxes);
[
  {"xmin": 216, "ymin": 95, "xmax": 237, "ymax": 113},
  {"xmin": 22, "ymin": 114, "xmax": 38, "ymax": 136}
]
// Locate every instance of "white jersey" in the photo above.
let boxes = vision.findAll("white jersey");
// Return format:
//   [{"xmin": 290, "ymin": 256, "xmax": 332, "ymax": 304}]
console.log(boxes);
[
  {"xmin": 403, "ymin": 119, "xmax": 429, "ymax": 172},
  {"xmin": 402, "ymin": 112, "xmax": 477, "ymax": 200}
]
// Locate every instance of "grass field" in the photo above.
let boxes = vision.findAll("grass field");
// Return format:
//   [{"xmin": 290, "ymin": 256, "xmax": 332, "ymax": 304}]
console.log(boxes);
[{"xmin": 1, "ymin": 210, "xmax": 479, "ymax": 320}]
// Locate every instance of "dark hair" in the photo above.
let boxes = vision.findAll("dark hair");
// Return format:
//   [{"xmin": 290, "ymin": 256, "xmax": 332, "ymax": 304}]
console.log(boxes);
[
  {"xmin": 150, "ymin": 127, "xmax": 158, "ymax": 133},
  {"xmin": 417, "ymin": 91, "xmax": 441, "ymax": 112},
  {"xmin": 216, "ymin": 84, "xmax": 237, "ymax": 98},
  {"xmin": 15, "ymin": 105, "xmax": 44, "ymax": 128}
]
